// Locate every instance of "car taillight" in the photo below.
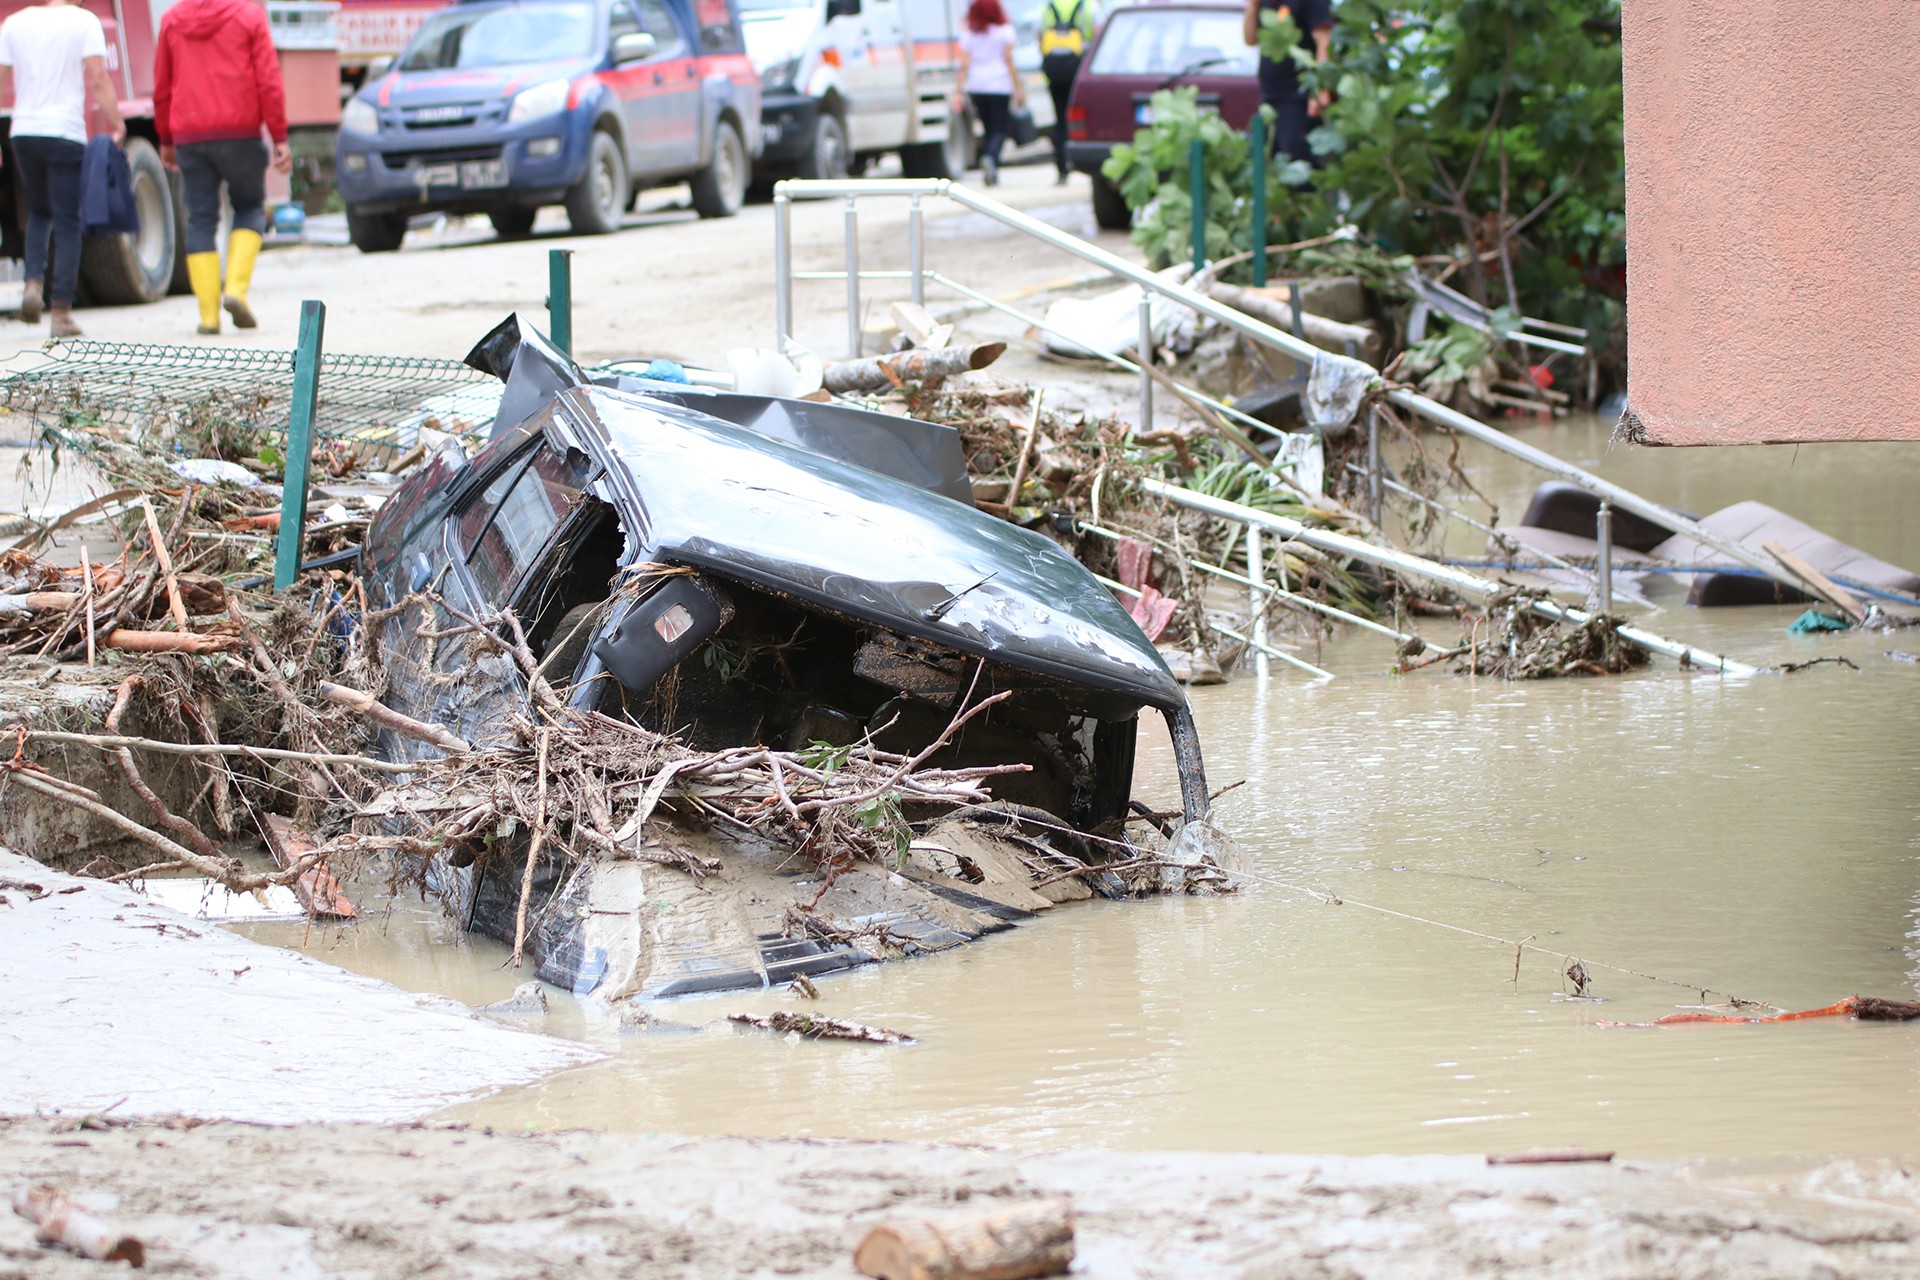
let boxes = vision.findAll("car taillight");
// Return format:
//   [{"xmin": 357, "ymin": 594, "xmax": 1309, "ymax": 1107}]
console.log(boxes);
[{"xmin": 1067, "ymin": 104, "xmax": 1086, "ymax": 140}]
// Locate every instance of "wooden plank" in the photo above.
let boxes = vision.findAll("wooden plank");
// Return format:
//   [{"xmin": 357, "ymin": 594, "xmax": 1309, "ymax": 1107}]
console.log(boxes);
[
  {"xmin": 1762, "ymin": 539, "xmax": 1867, "ymax": 622},
  {"xmin": 890, "ymin": 301, "xmax": 954, "ymax": 350},
  {"xmin": 262, "ymin": 813, "xmax": 358, "ymax": 920}
]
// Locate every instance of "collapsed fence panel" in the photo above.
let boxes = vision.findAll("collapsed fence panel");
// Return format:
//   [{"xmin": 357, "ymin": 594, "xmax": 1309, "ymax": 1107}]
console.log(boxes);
[{"xmin": 0, "ymin": 338, "xmax": 502, "ymax": 465}]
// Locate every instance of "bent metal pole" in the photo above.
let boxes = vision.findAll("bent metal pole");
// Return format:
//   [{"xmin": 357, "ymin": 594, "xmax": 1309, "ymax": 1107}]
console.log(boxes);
[
  {"xmin": 1140, "ymin": 477, "xmax": 1761, "ymax": 677},
  {"xmin": 768, "ymin": 178, "xmax": 1808, "ymax": 602}
]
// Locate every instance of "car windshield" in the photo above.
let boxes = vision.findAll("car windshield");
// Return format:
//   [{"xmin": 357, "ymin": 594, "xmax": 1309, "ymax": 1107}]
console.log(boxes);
[
  {"xmin": 1086, "ymin": 8, "xmax": 1255, "ymax": 78},
  {"xmin": 401, "ymin": 2, "xmax": 598, "ymax": 69}
]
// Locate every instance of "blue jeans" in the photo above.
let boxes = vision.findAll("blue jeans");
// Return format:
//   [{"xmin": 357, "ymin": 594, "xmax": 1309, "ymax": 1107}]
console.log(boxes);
[
  {"xmin": 177, "ymin": 138, "xmax": 269, "ymax": 254},
  {"xmin": 13, "ymin": 136, "xmax": 84, "ymax": 304}
]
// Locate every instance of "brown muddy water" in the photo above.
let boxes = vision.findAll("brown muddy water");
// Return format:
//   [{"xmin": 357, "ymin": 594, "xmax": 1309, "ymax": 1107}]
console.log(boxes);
[{"xmin": 241, "ymin": 418, "xmax": 1920, "ymax": 1158}]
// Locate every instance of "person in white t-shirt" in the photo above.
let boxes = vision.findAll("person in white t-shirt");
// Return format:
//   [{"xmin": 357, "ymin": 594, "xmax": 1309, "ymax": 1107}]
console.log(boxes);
[
  {"xmin": 0, "ymin": 0, "xmax": 126, "ymax": 337},
  {"xmin": 953, "ymin": 0, "xmax": 1023, "ymax": 186}
]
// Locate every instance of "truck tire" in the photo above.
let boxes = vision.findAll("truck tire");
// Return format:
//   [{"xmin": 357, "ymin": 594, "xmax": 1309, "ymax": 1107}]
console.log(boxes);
[
  {"xmin": 489, "ymin": 206, "xmax": 537, "ymax": 239},
  {"xmin": 690, "ymin": 121, "xmax": 748, "ymax": 218},
  {"xmin": 565, "ymin": 130, "xmax": 627, "ymax": 235},
  {"xmin": 80, "ymin": 138, "xmax": 176, "ymax": 304},
  {"xmin": 348, "ymin": 207, "xmax": 408, "ymax": 252},
  {"xmin": 900, "ymin": 108, "xmax": 969, "ymax": 181},
  {"xmin": 797, "ymin": 111, "xmax": 848, "ymax": 182},
  {"xmin": 1091, "ymin": 172, "xmax": 1131, "ymax": 231}
]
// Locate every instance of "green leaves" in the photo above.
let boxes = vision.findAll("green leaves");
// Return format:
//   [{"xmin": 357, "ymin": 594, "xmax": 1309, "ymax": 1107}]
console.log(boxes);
[{"xmin": 1099, "ymin": 88, "xmax": 1300, "ymax": 276}]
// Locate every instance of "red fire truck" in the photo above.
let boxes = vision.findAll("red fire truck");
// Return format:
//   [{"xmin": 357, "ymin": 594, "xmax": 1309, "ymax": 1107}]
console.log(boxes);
[{"xmin": 0, "ymin": 0, "xmax": 339, "ymax": 307}]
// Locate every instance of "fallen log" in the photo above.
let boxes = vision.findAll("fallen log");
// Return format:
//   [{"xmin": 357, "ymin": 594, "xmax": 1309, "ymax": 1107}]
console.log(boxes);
[
  {"xmin": 1206, "ymin": 282, "xmax": 1379, "ymax": 358},
  {"xmin": 318, "ymin": 681, "xmax": 471, "ymax": 754},
  {"xmin": 854, "ymin": 1199, "xmax": 1074, "ymax": 1280},
  {"xmin": 0, "ymin": 572, "xmax": 226, "ymax": 619},
  {"xmin": 824, "ymin": 342, "xmax": 1007, "ymax": 394},
  {"xmin": 12, "ymin": 1183, "xmax": 144, "ymax": 1267},
  {"xmin": 104, "ymin": 629, "xmax": 241, "ymax": 654},
  {"xmin": 1487, "ymin": 1147, "xmax": 1614, "ymax": 1166}
]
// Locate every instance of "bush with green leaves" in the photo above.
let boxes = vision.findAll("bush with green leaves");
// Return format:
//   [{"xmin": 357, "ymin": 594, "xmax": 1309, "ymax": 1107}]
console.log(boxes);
[
  {"xmin": 1296, "ymin": 0, "xmax": 1624, "ymax": 334},
  {"xmin": 1100, "ymin": 88, "xmax": 1302, "ymax": 272},
  {"xmin": 1100, "ymin": 1, "xmax": 1624, "ymax": 336}
]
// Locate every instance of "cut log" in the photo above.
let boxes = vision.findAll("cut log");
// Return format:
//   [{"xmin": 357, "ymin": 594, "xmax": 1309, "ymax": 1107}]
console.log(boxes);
[
  {"xmin": 13, "ymin": 1183, "xmax": 145, "ymax": 1266},
  {"xmin": 1207, "ymin": 282, "xmax": 1380, "ymax": 358},
  {"xmin": 854, "ymin": 1200, "xmax": 1074, "ymax": 1280},
  {"xmin": 823, "ymin": 342, "xmax": 1006, "ymax": 394}
]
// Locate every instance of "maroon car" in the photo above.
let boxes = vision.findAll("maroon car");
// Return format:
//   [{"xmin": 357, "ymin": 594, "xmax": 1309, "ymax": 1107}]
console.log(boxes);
[{"xmin": 1064, "ymin": 1, "xmax": 1263, "ymax": 230}]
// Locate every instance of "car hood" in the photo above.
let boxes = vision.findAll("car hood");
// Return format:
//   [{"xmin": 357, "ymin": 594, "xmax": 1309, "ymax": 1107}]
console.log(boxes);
[
  {"xmin": 551, "ymin": 384, "xmax": 1186, "ymax": 716},
  {"xmin": 740, "ymin": 10, "xmax": 816, "ymax": 70},
  {"xmin": 375, "ymin": 59, "xmax": 594, "ymax": 107}
]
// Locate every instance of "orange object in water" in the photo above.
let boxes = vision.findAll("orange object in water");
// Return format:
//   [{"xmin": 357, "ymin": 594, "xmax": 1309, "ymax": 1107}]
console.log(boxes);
[{"xmin": 1609, "ymin": 995, "xmax": 1920, "ymax": 1029}]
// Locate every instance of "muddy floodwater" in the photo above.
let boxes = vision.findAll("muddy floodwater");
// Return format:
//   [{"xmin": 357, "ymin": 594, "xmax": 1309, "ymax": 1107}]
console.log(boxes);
[{"xmin": 242, "ymin": 418, "xmax": 1920, "ymax": 1158}]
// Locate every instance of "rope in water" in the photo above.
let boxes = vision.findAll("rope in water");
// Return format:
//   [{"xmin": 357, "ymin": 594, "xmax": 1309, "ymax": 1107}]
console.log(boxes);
[
  {"xmin": 960, "ymin": 804, "xmax": 1788, "ymax": 1013},
  {"xmin": 1216, "ymin": 860, "xmax": 1786, "ymax": 1013}
]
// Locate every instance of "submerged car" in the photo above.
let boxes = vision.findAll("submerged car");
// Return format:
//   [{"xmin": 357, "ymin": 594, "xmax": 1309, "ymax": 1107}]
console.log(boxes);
[{"xmin": 360, "ymin": 318, "xmax": 1214, "ymax": 998}]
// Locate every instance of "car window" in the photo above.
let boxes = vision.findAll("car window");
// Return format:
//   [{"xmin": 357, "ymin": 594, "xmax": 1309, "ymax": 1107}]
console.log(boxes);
[
  {"xmin": 401, "ymin": 1, "xmax": 599, "ymax": 68},
  {"xmin": 458, "ymin": 443, "xmax": 596, "ymax": 602},
  {"xmin": 1086, "ymin": 8, "xmax": 1256, "ymax": 78},
  {"xmin": 692, "ymin": 0, "xmax": 736, "ymax": 51},
  {"xmin": 609, "ymin": 0, "xmax": 642, "ymax": 41},
  {"xmin": 636, "ymin": 0, "xmax": 690, "ymax": 57}
]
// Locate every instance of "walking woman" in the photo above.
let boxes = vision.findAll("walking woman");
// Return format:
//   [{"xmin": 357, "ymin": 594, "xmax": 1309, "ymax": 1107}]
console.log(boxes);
[
  {"xmin": 953, "ymin": 0, "xmax": 1023, "ymax": 186},
  {"xmin": 0, "ymin": 0, "xmax": 127, "ymax": 337}
]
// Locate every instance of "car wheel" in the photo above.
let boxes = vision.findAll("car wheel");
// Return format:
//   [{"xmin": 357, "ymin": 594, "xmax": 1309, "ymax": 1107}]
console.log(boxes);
[
  {"xmin": 80, "ymin": 138, "xmax": 175, "ymax": 304},
  {"xmin": 797, "ymin": 111, "xmax": 848, "ymax": 182},
  {"xmin": 347, "ymin": 206, "xmax": 408, "ymax": 253},
  {"xmin": 902, "ymin": 107, "xmax": 970, "ymax": 181},
  {"xmin": 489, "ymin": 206, "xmax": 538, "ymax": 239},
  {"xmin": 565, "ymin": 130, "xmax": 627, "ymax": 235},
  {"xmin": 690, "ymin": 121, "xmax": 748, "ymax": 218},
  {"xmin": 1091, "ymin": 172, "xmax": 1131, "ymax": 231}
]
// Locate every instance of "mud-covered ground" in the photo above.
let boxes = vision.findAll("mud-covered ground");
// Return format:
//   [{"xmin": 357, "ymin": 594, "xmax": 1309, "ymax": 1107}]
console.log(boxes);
[{"xmin": 5, "ymin": 1117, "xmax": 1920, "ymax": 1278}]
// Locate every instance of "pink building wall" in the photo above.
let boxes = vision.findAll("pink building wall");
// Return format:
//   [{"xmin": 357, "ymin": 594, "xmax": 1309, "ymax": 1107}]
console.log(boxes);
[{"xmin": 1622, "ymin": 1, "xmax": 1920, "ymax": 445}]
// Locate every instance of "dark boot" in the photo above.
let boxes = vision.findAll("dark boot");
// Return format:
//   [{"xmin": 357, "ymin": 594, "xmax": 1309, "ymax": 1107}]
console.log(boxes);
[
  {"xmin": 20, "ymin": 279, "xmax": 42, "ymax": 325},
  {"xmin": 49, "ymin": 304, "xmax": 81, "ymax": 338}
]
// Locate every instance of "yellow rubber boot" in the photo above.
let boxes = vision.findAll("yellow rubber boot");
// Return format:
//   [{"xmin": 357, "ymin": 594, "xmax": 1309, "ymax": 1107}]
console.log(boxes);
[
  {"xmin": 222, "ymin": 229, "xmax": 261, "ymax": 329},
  {"xmin": 187, "ymin": 252, "xmax": 222, "ymax": 335}
]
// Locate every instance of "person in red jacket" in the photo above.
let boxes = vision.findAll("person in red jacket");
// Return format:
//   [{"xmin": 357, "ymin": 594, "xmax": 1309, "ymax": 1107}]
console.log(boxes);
[{"xmin": 153, "ymin": 0, "xmax": 290, "ymax": 336}]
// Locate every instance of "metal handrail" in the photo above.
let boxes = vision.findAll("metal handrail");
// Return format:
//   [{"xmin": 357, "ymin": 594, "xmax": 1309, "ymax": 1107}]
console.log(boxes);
[{"xmin": 770, "ymin": 177, "xmax": 1814, "ymax": 603}]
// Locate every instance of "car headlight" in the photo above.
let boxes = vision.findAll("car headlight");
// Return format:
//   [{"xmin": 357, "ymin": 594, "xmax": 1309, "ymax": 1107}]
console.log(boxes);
[
  {"xmin": 507, "ymin": 78, "xmax": 570, "ymax": 124},
  {"xmin": 760, "ymin": 56, "xmax": 799, "ymax": 95},
  {"xmin": 340, "ymin": 97, "xmax": 379, "ymax": 135}
]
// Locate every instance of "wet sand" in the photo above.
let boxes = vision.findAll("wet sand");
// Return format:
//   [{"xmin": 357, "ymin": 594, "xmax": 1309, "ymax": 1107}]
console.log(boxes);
[{"xmin": 6, "ymin": 1117, "xmax": 1920, "ymax": 1278}]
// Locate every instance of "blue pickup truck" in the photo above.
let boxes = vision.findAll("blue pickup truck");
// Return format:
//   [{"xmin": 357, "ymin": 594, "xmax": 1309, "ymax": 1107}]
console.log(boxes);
[{"xmin": 335, "ymin": 0, "xmax": 762, "ymax": 251}]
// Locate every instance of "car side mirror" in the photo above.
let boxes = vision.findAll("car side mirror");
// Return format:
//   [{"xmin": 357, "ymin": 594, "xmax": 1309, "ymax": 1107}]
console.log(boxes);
[
  {"xmin": 366, "ymin": 54, "xmax": 394, "ymax": 79},
  {"xmin": 826, "ymin": 0, "xmax": 859, "ymax": 19},
  {"xmin": 612, "ymin": 31, "xmax": 658, "ymax": 62}
]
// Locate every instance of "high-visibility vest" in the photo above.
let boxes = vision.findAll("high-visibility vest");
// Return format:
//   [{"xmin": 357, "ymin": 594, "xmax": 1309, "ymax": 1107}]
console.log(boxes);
[{"xmin": 1039, "ymin": 0, "xmax": 1088, "ymax": 57}]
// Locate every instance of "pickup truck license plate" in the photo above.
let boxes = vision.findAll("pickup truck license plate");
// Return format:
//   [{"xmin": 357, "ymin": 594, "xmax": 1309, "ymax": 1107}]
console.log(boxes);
[{"xmin": 459, "ymin": 159, "xmax": 508, "ymax": 188}]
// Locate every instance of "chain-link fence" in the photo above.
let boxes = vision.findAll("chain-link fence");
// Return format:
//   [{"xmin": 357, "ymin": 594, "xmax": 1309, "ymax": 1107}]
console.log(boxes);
[{"xmin": 0, "ymin": 338, "xmax": 503, "ymax": 464}]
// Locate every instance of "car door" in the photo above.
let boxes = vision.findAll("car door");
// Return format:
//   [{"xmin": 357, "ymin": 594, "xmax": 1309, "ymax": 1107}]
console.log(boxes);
[
  {"xmin": 853, "ymin": 0, "xmax": 912, "ymax": 148},
  {"xmin": 632, "ymin": 0, "xmax": 703, "ymax": 172}
]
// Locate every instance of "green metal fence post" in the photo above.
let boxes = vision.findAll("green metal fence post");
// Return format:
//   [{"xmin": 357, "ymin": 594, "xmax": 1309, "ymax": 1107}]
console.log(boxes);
[
  {"xmin": 274, "ymin": 300, "xmax": 325, "ymax": 592},
  {"xmin": 548, "ymin": 248, "xmax": 573, "ymax": 355},
  {"xmin": 1189, "ymin": 137, "xmax": 1207, "ymax": 273},
  {"xmin": 1250, "ymin": 113, "xmax": 1268, "ymax": 288}
]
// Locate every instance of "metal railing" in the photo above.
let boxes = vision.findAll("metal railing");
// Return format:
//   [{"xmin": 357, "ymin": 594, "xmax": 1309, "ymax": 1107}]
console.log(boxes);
[{"xmin": 769, "ymin": 177, "xmax": 1820, "ymax": 614}]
